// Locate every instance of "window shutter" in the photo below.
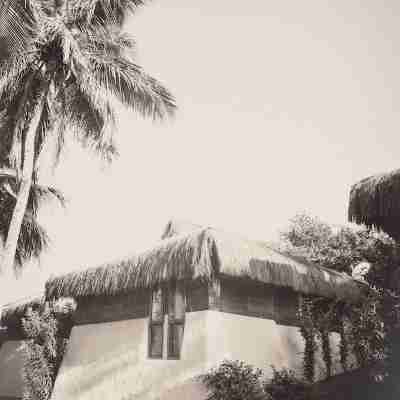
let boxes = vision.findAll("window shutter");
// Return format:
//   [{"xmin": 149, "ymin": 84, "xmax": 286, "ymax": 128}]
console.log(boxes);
[
  {"xmin": 149, "ymin": 288, "xmax": 164, "ymax": 358},
  {"xmin": 151, "ymin": 288, "xmax": 164, "ymax": 322},
  {"xmin": 148, "ymin": 283, "xmax": 186, "ymax": 359},
  {"xmin": 149, "ymin": 324, "xmax": 163, "ymax": 358},
  {"xmin": 167, "ymin": 282, "xmax": 185, "ymax": 359},
  {"xmin": 168, "ymin": 323, "xmax": 184, "ymax": 359}
]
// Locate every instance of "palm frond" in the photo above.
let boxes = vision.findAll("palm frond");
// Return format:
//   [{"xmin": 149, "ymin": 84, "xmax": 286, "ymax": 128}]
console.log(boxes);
[
  {"xmin": 83, "ymin": 52, "xmax": 175, "ymax": 119},
  {"xmin": 0, "ymin": 49, "xmax": 35, "ymax": 89},
  {"xmin": 0, "ymin": 66, "xmax": 45, "ymax": 174},
  {"xmin": 28, "ymin": 184, "xmax": 66, "ymax": 216},
  {"xmin": 82, "ymin": 24, "xmax": 136, "ymax": 57},
  {"xmin": 0, "ymin": 80, "xmax": 27, "ymax": 166},
  {"xmin": 0, "ymin": 176, "xmax": 63, "ymax": 269},
  {"xmin": 71, "ymin": 23, "xmax": 175, "ymax": 119},
  {"xmin": 14, "ymin": 212, "xmax": 50, "ymax": 271},
  {"xmin": 0, "ymin": 0, "xmax": 36, "ymax": 62},
  {"xmin": 71, "ymin": 0, "xmax": 146, "ymax": 27},
  {"xmin": 62, "ymin": 80, "xmax": 118, "ymax": 161},
  {"xmin": 0, "ymin": 63, "xmax": 30, "ymax": 106}
]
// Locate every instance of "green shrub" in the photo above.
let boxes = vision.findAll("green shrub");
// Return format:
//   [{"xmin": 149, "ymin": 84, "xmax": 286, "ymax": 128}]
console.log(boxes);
[
  {"xmin": 281, "ymin": 213, "xmax": 400, "ymax": 383},
  {"xmin": 263, "ymin": 367, "xmax": 310, "ymax": 400},
  {"xmin": 200, "ymin": 360, "xmax": 264, "ymax": 400},
  {"xmin": 21, "ymin": 298, "xmax": 76, "ymax": 400}
]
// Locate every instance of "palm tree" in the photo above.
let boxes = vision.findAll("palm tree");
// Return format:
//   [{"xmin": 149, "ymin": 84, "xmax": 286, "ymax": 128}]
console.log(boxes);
[
  {"xmin": 0, "ymin": 0, "xmax": 176, "ymax": 273},
  {"xmin": 0, "ymin": 168, "xmax": 65, "ymax": 272}
]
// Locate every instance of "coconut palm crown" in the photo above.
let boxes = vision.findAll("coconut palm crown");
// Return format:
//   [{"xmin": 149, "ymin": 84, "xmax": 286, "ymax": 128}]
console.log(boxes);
[
  {"xmin": 0, "ymin": 0, "xmax": 176, "ymax": 272},
  {"xmin": 1, "ymin": 0, "xmax": 175, "ymax": 168}
]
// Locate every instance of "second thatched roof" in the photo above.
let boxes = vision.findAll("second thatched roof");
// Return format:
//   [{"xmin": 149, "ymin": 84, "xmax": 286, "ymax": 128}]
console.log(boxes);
[
  {"xmin": 46, "ymin": 221, "xmax": 363, "ymax": 303},
  {"xmin": 349, "ymin": 168, "xmax": 400, "ymax": 239},
  {"xmin": 0, "ymin": 295, "xmax": 44, "ymax": 338}
]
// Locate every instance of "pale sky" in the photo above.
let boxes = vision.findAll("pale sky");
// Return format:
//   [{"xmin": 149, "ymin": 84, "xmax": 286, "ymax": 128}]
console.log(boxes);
[{"xmin": 2, "ymin": 0, "xmax": 400, "ymax": 305}]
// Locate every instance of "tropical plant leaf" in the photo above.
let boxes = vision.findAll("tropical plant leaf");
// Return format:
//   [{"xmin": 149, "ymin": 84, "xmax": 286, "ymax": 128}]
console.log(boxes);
[
  {"xmin": 14, "ymin": 212, "xmax": 50, "ymax": 270},
  {"xmin": 0, "ymin": 176, "xmax": 65, "ymax": 269},
  {"xmin": 0, "ymin": 0, "xmax": 36, "ymax": 61},
  {"xmin": 28, "ymin": 183, "xmax": 67, "ymax": 216},
  {"xmin": 0, "ymin": 0, "xmax": 175, "ymax": 271},
  {"xmin": 83, "ymin": 53, "xmax": 175, "ymax": 119},
  {"xmin": 71, "ymin": 0, "xmax": 146, "ymax": 27},
  {"xmin": 62, "ymin": 80, "xmax": 118, "ymax": 161}
]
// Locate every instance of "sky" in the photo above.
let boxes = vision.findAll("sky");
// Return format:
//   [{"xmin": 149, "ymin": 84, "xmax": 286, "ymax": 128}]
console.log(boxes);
[{"xmin": 2, "ymin": 0, "xmax": 400, "ymax": 305}]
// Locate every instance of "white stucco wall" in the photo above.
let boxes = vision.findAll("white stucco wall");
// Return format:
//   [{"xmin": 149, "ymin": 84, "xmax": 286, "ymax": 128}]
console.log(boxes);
[
  {"xmin": 205, "ymin": 312, "xmax": 342, "ymax": 379},
  {"xmin": 51, "ymin": 312, "xmax": 209, "ymax": 400},
  {"xmin": 206, "ymin": 312, "xmax": 304, "ymax": 375},
  {"xmin": 0, "ymin": 340, "xmax": 25, "ymax": 398},
  {"xmin": 51, "ymin": 311, "xmax": 343, "ymax": 400}
]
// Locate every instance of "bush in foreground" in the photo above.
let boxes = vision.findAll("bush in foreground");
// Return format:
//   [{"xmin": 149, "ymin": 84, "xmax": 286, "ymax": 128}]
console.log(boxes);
[
  {"xmin": 263, "ymin": 367, "xmax": 310, "ymax": 400},
  {"xmin": 21, "ymin": 298, "xmax": 76, "ymax": 400},
  {"xmin": 201, "ymin": 360, "xmax": 264, "ymax": 400},
  {"xmin": 200, "ymin": 360, "xmax": 309, "ymax": 400}
]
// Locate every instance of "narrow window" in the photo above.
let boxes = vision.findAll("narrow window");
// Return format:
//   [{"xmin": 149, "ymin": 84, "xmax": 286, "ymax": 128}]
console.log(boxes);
[
  {"xmin": 167, "ymin": 282, "xmax": 185, "ymax": 359},
  {"xmin": 149, "ymin": 288, "xmax": 164, "ymax": 358},
  {"xmin": 148, "ymin": 283, "xmax": 186, "ymax": 359}
]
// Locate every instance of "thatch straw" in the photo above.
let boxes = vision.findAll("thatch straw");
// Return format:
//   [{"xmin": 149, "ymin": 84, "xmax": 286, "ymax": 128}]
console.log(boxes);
[
  {"xmin": 46, "ymin": 223, "xmax": 363, "ymax": 303},
  {"xmin": 348, "ymin": 169, "xmax": 400, "ymax": 239},
  {"xmin": 161, "ymin": 219, "xmax": 205, "ymax": 239},
  {"xmin": 0, "ymin": 295, "xmax": 44, "ymax": 331}
]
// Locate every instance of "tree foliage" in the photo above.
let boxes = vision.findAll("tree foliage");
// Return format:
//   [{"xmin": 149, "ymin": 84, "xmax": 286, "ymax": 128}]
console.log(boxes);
[
  {"xmin": 282, "ymin": 213, "xmax": 400, "ymax": 394},
  {"xmin": 0, "ymin": 172, "xmax": 65, "ymax": 270},
  {"xmin": 20, "ymin": 297, "xmax": 76, "ymax": 400},
  {"xmin": 263, "ymin": 367, "xmax": 310, "ymax": 400},
  {"xmin": 201, "ymin": 361, "xmax": 310, "ymax": 400},
  {"xmin": 281, "ymin": 214, "xmax": 400, "ymax": 282},
  {"xmin": 0, "ymin": 0, "xmax": 176, "ymax": 272},
  {"xmin": 201, "ymin": 360, "xmax": 264, "ymax": 400},
  {"xmin": 0, "ymin": 0, "xmax": 176, "ymax": 170}
]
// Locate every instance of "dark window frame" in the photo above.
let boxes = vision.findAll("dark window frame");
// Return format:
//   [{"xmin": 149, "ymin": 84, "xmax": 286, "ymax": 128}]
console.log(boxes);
[
  {"xmin": 167, "ymin": 322, "xmax": 185, "ymax": 360},
  {"xmin": 148, "ymin": 287, "xmax": 165, "ymax": 359},
  {"xmin": 166, "ymin": 282, "xmax": 186, "ymax": 360},
  {"xmin": 147, "ymin": 282, "xmax": 186, "ymax": 360}
]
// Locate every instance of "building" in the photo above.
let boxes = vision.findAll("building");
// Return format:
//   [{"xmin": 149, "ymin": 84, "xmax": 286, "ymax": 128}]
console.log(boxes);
[
  {"xmin": 0, "ymin": 221, "xmax": 363, "ymax": 400},
  {"xmin": 0, "ymin": 296, "xmax": 43, "ymax": 400}
]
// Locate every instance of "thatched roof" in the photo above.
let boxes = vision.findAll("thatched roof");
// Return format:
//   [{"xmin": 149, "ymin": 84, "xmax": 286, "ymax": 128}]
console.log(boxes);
[
  {"xmin": 349, "ymin": 169, "xmax": 400, "ymax": 239},
  {"xmin": 161, "ymin": 219, "xmax": 205, "ymax": 240},
  {"xmin": 0, "ymin": 295, "xmax": 44, "ymax": 338},
  {"xmin": 46, "ymin": 222, "xmax": 363, "ymax": 302}
]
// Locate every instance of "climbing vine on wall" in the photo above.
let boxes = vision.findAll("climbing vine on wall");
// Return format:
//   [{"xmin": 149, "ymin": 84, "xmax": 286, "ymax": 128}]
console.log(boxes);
[
  {"xmin": 347, "ymin": 290, "xmax": 386, "ymax": 369},
  {"xmin": 298, "ymin": 296, "xmax": 318, "ymax": 383},
  {"xmin": 21, "ymin": 297, "xmax": 76, "ymax": 400},
  {"xmin": 298, "ymin": 296, "xmax": 338, "ymax": 381},
  {"xmin": 338, "ymin": 318, "xmax": 349, "ymax": 371},
  {"xmin": 297, "ymin": 291, "xmax": 387, "ymax": 382},
  {"xmin": 283, "ymin": 213, "xmax": 400, "ymax": 387},
  {"xmin": 319, "ymin": 330, "xmax": 332, "ymax": 378}
]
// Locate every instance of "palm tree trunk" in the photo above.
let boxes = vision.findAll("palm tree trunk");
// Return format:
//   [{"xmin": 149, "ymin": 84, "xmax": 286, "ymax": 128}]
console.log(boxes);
[{"xmin": 1, "ymin": 97, "xmax": 45, "ymax": 273}]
